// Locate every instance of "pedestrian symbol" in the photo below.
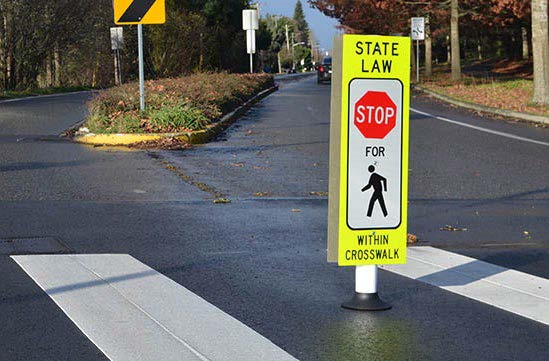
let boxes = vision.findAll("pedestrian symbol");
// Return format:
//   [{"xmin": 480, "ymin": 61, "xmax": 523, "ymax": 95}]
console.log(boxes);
[{"xmin": 361, "ymin": 165, "xmax": 388, "ymax": 217}]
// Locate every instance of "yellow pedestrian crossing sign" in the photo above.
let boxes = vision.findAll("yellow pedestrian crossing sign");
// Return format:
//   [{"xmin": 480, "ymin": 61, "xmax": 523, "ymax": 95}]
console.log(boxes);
[
  {"xmin": 113, "ymin": 0, "xmax": 166, "ymax": 25},
  {"xmin": 327, "ymin": 34, "xmax": 411, "ymax": 266}
]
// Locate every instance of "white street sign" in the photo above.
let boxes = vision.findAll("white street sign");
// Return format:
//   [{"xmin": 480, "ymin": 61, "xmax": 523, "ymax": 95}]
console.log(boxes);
[
  {"xmin": 347, "ymin": 79, "xmax": 403, "ymax": 230},
  {"xmin": 243, "ymin": 9, "xmax": 258, "ymax": 73},
  {"xmin": 246, "ymin": 29, "xmax": 256, "ymax": 54},
  {"xmin": 110, "ymin": 27, "xmax": 124, "ymax": 50},
  {"xmin": 242, "ymin": 9, "xmax": 259, "ymax": 30},
  {"xmin": 411, "ymin": 17, "xmax": 425, "ymax": 41}
]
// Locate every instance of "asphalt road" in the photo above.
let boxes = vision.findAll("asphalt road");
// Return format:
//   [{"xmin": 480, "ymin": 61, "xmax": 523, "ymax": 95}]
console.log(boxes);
[
  {"xmin": 0, "ymin": 78, "xmax": 548, "ymax": 360},
  {"xmin": 409, "ymin": 93, "xmax": 549, "ymax": 279}
]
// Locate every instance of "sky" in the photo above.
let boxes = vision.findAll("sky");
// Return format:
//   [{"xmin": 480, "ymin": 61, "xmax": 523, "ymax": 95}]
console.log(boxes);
[{"xmin": 258, "ymin": 0, "xmax": 340, "ymax": 51}]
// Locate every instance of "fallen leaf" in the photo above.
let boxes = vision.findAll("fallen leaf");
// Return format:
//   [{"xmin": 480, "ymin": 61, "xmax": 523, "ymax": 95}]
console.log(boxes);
[
  {"xmin": 407, "ymin": 233, "xmax": 418, "ymax": 245},
  {"xmin": 309, "ymin": 191, "xmax": 328, "ymax": 196},
  {"xmin": 132, "ymin": 137, "xmax": 191, "ymax": 150},
  {"xmin": 253, "ymin": 192, "xmax": 271, "ymax": 197},
  {"xmin": 440, "ymin": 225, "xmax": 468, "ymax": 232}
]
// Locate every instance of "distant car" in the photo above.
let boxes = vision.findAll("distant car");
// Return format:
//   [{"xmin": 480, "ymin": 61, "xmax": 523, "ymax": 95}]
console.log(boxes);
[{"xmin": 317, "ymin": 57, "xmax": 332, "ymax": 84}]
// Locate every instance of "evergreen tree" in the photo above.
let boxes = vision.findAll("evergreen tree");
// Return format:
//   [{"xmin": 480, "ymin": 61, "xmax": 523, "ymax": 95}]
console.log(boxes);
[{"xmin": 293, "ymin": 0, "xmax": 310, "ymax": 44}]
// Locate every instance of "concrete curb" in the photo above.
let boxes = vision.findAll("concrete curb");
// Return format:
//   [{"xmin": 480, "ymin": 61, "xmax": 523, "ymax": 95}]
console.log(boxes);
[
  {"xmin": 415, "ymin": 85, "xmax": 549, "ymax": 125},
  {"xmin": 73, "ymin": 85, "xmax": 279, "ymax": 146}
]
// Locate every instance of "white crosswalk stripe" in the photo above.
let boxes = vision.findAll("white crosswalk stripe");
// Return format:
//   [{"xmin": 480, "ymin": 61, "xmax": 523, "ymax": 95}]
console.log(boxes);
[
  {"xmin": 11, "ymin": 254, "xmax": 298, "ymax": 361},
  {"xmin": 381, "ymin": 246, "xmax": 549, "ymax": 325}
]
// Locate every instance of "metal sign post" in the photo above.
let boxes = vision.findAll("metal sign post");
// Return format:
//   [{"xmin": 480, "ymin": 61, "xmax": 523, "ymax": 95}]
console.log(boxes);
[
  {"xmin": 110, "ymin": 27, "xmax": 124, "ymax": 85},
  {"xmin": 137, "ymin": 24, "xmax": 145, "ymax": 111},
  {"xmin": 113, "ymin": 0, "xmax": 166, "ymax": 112},
  {"xmin": 342, "ymin": 265, "xmax": 390, "ymax": 310},
  {"xmin": 117, "ymin": 50, "xmax": 123, "ymax": 84},
  {"xmin": 242, "ymin": 9, "xmax": 259, "ymax": 74},
  {"xmin": 411, "ymin": 17, "xmax": 425, "ymax": 83},
  {"xmin": 417, "ymin": 40, "xmax": 420, "ymax": 83},
  {"xmin": 328, "ymin": 34, "xmax": 411, "ymax": 311},
  {"xmin": 246, "ymin": 29, "xmax": 256, "ymax": 73}
]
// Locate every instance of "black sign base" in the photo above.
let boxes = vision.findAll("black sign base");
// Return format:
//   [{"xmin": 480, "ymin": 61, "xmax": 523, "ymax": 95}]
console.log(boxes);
[{"xmin": 341, "ymin": 292, "xmax": 392, "ymax": 311}]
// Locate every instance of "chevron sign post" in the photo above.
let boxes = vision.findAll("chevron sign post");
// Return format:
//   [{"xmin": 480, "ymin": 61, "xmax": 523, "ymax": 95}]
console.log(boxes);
[{"xmin": 113, "ymin": 0, "xmax": 165, "ymax": 111}]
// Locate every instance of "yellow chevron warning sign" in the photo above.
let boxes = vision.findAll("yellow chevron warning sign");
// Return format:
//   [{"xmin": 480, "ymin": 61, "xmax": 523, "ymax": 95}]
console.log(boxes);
[{"xmin": 114, "ymin": 0, "xmax": 165, "ymax": 25}]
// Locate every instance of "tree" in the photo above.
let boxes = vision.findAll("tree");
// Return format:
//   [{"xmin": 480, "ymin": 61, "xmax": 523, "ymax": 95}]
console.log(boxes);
[
  {"xmin": 0, "ymin": 0, "xmax": 113, "ymax": 90},
  {"xmin": 148, "ymin": 9, "xmax": 207, "ymax": 77},
  {"xmin": 256, "ymin": 18, "xmax": 273, "ymax": 72},
  {"xmin": 172, "ymin": 0, "xmax": 250, "ymax": 72},
  {"xmin": 265, "ymin": 16, "xmax": 286, "ymax": 73},
  {"xmin": 264, "ymin": 15, "xmax": 296, "ymax": 72},
  {"xmin": 292, "ymin": 1, "xmax": 313, "ymax": 70},
  {"xmin": 414, "ymin": 0, "xmax": 463, "ymax": 81},
  {"xmin": 532, "ymin": 0, "xmax": 549, "ymax": 104},
  {"xmin": 407, "ymin": 1, "xmax": 462, "ymax": 76},
  {"xmin": 425, "ymin": 16, "xmax": 432, "ymax": 77},
  {"xmin": 450, "ymin": 0, "xmax": 461, "ymax": 80},
  {"xmin": 309, "ymin": 0, "xmax": 411, "ymax": 35},
  {"xmin": 293, "ymin": 0, "xmax": 310, "ymax": 44},
  {"xmin": 0, "ymin": 0, "xmax": 257, "ymax": 92}
]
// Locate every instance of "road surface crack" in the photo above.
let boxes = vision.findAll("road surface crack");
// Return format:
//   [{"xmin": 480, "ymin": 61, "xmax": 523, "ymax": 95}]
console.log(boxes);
[{"xmin": 147, "ymin": 152, "xmax": 225, "ymax": 200}]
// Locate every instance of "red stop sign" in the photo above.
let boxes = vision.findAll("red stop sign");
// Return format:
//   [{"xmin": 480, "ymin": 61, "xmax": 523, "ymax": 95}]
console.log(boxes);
[{"xmin": 354, "ymin": 91, "xmax": 397, "ymax": 139}]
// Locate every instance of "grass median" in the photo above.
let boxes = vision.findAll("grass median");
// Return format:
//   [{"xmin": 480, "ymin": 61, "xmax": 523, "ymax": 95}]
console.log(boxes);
[{"xmin": 85, "ymin": 72, "xmax": 274, "ymax": 134}]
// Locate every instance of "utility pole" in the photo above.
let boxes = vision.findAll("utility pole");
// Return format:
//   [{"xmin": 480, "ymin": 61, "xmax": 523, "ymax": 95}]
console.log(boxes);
[
  {"xmin": 291, "ymin": 33, "xmax": 295, "ymax": 69},
  {"xmin": 274, "ymin": 16, "xmax": 282, "ymax": 73},
  {"xmin": 285, "ymin": 24, "xmax": 290, "ymax": 52},
  {"xmin": 252, "ymin": 2, "xmax": 262, "ymax": 17}
]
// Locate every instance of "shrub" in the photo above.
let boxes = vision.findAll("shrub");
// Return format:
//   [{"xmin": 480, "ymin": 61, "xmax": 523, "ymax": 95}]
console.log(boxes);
[
  {"xmin": 148, "ymin": 105, "xmax": 210, "ymax": 131},
  {"xmin": 86, "ymin": 72, "xmax": 274, "ymax": 134}
]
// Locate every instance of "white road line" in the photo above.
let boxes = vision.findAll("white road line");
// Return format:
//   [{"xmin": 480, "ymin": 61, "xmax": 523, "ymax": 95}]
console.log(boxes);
[
  {"xmin": 0, "ymin": 90, "xmax": 90, "ymax": 104},
  {"xmin": 380, "ymin": 246, "xmax": 549, "ymax": 325},
  {"xmin": 411, "ymin": 107, "xmax": 549, "ymax": 147},
  {"xmin": 11, "ymin": 254, "xmax": 298, "ymax": 361}
]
